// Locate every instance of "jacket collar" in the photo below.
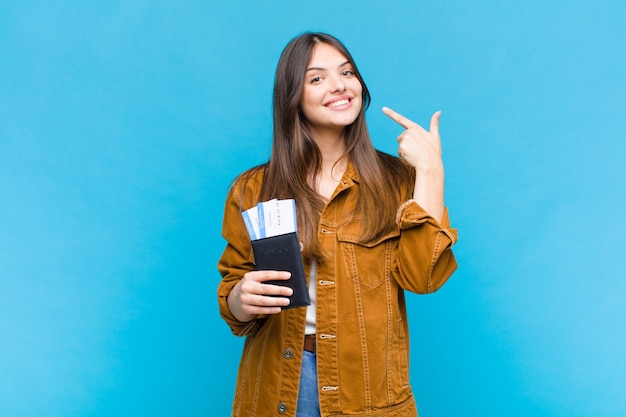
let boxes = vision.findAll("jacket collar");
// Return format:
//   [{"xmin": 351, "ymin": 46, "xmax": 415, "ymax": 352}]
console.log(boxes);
[
  {"xmin": 326, "ymin": 160, "xmax": 359, "ymax": 202},
  {"xmin": 342, "ymin": 160, "xmax": 360, "ymax": 185}
]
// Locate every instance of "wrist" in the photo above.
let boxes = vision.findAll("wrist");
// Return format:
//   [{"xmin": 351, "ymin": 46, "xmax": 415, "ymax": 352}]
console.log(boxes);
[
  {"xmin": 227, "ymin": 283, "xmax": 256, "ymax": 323},
  {"xmin": 414, "ymin": 163, "xmax": 444, "ymax": 177}
]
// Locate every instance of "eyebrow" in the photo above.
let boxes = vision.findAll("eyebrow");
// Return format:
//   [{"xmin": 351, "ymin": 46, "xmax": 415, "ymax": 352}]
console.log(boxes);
[{"xmin": 305, "ymin": 60, "xmax": 351, "ymax": 72}]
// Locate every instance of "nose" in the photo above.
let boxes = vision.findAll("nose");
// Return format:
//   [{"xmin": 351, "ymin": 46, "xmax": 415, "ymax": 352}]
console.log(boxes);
[{"xmin": 330, "ymin": 75, "xmax": 346, "ymax": 93}]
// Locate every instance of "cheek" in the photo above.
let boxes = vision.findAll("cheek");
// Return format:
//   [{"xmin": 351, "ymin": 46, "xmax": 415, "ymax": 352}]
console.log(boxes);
[
  {"xmin": 300, "ymin": 87, "xmax": 316, "ymax": 107},
  {"xmin": 299, "ymin": 97, "xmax": 316, "ymax": 123},
  {"xmin": 300, "ymin": 89, "xmax": 326, "ymax": 118},
  {"xmin": 351, "ymin": 80, "xmax": 363, "ymax": 97},
  {"xmin": 352, "ymin": 87, "xmax": 364, "ymax": 112}
]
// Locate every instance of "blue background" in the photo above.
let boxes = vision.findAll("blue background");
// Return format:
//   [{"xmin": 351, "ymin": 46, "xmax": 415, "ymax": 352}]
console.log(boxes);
[{"xmin": 1, "ymin": 1, "xmax": 625, "ymax": 416}]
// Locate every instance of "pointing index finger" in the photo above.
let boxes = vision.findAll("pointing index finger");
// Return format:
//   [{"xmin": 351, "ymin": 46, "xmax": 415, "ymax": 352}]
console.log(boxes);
[{"xmin": 382, "ymin": 106, "xmax": 418, "ymax": 129}]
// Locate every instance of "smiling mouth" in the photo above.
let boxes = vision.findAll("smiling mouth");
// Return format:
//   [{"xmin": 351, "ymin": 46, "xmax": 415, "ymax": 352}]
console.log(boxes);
[{"xmin": 327, "ymin": 98, "xmax": 350, "ymax": 108}]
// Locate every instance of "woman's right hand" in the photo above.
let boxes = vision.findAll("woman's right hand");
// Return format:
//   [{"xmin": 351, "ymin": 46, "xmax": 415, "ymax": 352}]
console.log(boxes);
[{"xmin": 227, "ymin": 270, "xmax": 293, "ymax": 323}]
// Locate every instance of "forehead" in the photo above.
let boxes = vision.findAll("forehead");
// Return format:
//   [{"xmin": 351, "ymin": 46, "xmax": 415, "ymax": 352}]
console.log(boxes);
[{"xmin": 307, "ymin": 42, "xmax": 350, "ymax": 68}]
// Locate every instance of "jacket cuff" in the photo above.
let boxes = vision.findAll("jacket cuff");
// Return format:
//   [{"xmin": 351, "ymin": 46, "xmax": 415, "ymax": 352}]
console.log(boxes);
[
  {"xmin": 396, "ymin": 199, "xmax": 458, "ymax": 245},
  {"xmin": 217, "ymin": 281, "xmax": 266, "ymax": 336}
]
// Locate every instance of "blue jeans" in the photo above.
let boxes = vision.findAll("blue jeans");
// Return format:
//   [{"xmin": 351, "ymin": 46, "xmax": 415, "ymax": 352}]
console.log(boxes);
[{"xmin": 296, "ymin": 350, "xmax": 321, "ymax": 417}]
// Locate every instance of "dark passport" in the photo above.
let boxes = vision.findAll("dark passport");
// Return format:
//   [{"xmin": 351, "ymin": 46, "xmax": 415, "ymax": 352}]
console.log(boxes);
[{"xmin": 251, "ymin": 232, "xmax": 310, "ymax": 309}]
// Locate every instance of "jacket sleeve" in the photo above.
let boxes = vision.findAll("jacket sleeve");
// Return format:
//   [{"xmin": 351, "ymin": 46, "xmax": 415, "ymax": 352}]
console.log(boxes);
[
  {"xmin": 393, "ymin": 199, "xmax": 458, "ymax": 294},
  {"xmin": 217, "ymin": 180, "xmax": 266, "ymax": 336}
]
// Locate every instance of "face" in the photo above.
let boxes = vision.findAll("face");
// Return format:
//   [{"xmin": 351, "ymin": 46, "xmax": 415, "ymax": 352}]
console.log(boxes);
[{"xmin": 300, "ymin": 43, "xmax": 363, "ymax": 137}]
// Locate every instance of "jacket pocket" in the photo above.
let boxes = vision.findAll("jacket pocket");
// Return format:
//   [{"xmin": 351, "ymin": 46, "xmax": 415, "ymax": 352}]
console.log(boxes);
[{"xmin": 337, "ymin": 219, "xmax": 400, "ymax": 288}]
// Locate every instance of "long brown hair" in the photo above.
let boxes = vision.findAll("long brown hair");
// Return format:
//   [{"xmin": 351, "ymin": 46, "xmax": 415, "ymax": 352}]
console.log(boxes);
[{"xmin": 252, "ymin": 32, "xmax": 413, "ymax": 261}]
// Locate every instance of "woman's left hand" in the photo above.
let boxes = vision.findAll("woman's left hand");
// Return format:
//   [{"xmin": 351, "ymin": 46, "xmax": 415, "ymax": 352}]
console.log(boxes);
[{"xmin": 382, "ymin": 106, "xmax": 443, "ymax": 173}]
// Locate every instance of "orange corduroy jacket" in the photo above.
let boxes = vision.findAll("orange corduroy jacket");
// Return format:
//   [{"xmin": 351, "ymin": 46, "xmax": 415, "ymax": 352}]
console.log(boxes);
[{"xmin": 217, "ymin": 162, "xmax": 458, "ymax": 417}]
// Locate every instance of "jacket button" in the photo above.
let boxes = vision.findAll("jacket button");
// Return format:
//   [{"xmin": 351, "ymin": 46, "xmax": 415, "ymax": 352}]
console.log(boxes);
[
  {"xmin": 277, "ymin": 402, "xmax": 288, "ymax": 413},
  {"xmin": 283, "ymin": 348, "xmax": 294, "ymax": 359}
]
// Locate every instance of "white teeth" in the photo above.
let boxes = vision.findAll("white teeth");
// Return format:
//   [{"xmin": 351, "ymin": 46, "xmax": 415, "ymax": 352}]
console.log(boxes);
[{"xmin": 328, "ymin": 99, "xmax": 349, "ymax": 108}]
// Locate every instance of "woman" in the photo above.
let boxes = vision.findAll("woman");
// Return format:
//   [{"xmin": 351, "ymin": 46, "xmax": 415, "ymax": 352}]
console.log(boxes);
[{"xmin": 218, "ymin": 32, "xmax": 458, "ymax": 417}]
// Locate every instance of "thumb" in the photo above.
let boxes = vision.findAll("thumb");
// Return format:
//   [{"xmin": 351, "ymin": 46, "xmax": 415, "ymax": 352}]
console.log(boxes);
[{"xmin": 430, "ymin": 111, "xmax": 441, "ymax": 137}]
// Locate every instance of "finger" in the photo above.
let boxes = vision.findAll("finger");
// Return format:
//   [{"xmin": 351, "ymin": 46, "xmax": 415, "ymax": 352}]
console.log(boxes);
[
  {"xmin": 260, "ymin": 271, "xmax": 293, "ymax": 297},
  {"xmin": 245, "ymin": 282, "xmax": 293, "ymax": 297},
  {"xmin": 256, "ymin": 271, "xmax": 294, "ymax": 297},
  {"xmin": 248, "ymin": 306, "xmax": 283, "ymax": 315},
  {"xmin": 242, "ymin": 279, "xmax": 293, "ymax": 297},
  {"xmin": 264, "ymin": 283, "xmax": 294, "ymax": 297},
  {"xmin": 242, "ymin": 298, "xmax": 289, "ymax": 315},
  {"xmin": 265, "ymin": 271, "xmax": 292, "ymax": 280},
  {"xmin": 240, "ymin": 274, "xmax": 288, "ymax": 298},
  {"xmin": 243, "ymin": 293, "xmax": 291, "ymax": 308},
  {"xmin": 382, "ymin": 106, "xmax": 419, "ymax": 129},
  {"xmin": 245, "ymin": 270, "xmax": 291, "ymax": 283},
  {"xmin": 430, "ymin": 111, "xmax": 441, "ymax": 137}
]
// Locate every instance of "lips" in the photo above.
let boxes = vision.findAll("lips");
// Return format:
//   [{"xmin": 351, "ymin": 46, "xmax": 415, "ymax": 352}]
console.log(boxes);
[{"xmin": 325, "ymin": 96, "xmax": 352, "ymax": 109}]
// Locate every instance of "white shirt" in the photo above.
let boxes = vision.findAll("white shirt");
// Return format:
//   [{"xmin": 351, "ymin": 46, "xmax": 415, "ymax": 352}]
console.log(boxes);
[{"xmin": 304, "ymin": 259, "xmax": 316, "ymax": 335}]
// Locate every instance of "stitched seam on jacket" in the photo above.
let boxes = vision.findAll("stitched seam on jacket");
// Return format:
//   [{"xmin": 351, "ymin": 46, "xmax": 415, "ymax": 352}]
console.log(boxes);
[
  {"xmin": 333, "ymin": 206, "xmax": 341, "ymax": 412},
  {"xmin": 349, "ymin": 243, "xmax": 372, "ymax": 411},
  {"xmin": 251, "ymin": 334, "xmax": 269, "ymax": 416},
  {"xmin": 385, "ymin": 240, "xmax": 393, "ymax": 404},
  {"xmin": 442, "ymin": 228, "xmax": 457, "ymax": 245},
  {"xmin": 428, "ymin": 232, "xmax": 443, "ymax": 293},
  {"xmin": 326, "ymin": 393, "xmax": 416, "ymax": 417},
  {"xmin": 395, "ymin": 199, "xmax": 416, "ymax": 225}
]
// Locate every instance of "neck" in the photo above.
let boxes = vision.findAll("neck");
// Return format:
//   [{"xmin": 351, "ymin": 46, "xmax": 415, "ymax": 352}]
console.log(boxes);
[
  {"xmin": 309, "ymin": 126, "xmax": 346, "ymax": 166},
  {"xmin": 309, "ymin": 129, "xmax": 348, "ymax": 199}
]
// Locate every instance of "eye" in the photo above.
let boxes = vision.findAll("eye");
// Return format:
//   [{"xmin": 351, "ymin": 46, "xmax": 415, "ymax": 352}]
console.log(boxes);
[
  {"xmin": 342, "ymin": 69, "xmax": 355, "ymax": 77},
  {"xmin": 309, "ymin": 76, "xmax": 322, "ymax": 84}
]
